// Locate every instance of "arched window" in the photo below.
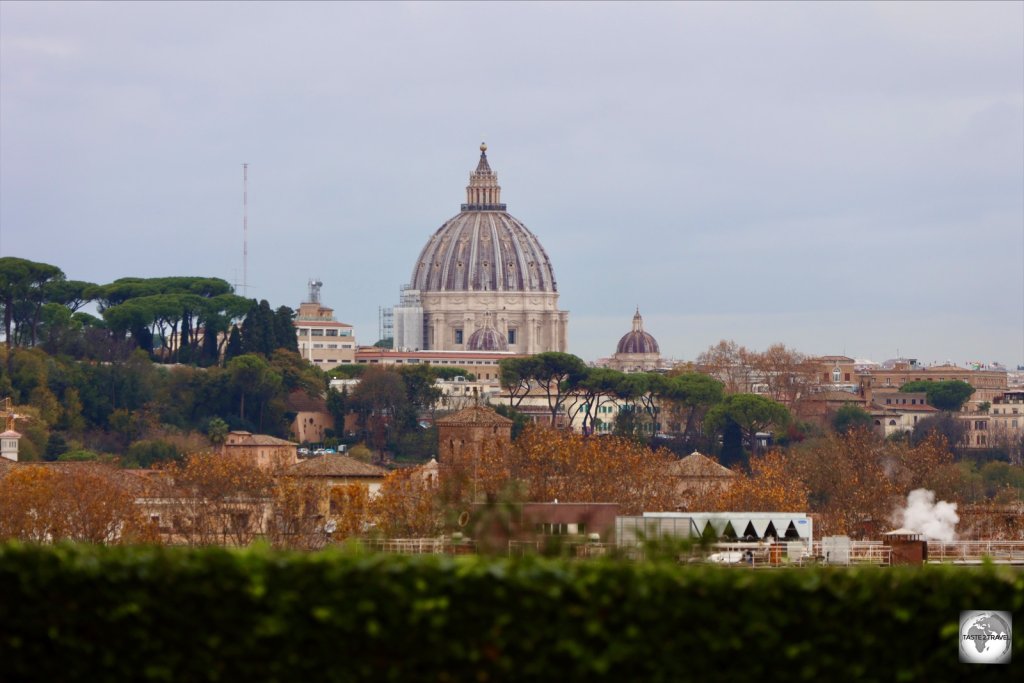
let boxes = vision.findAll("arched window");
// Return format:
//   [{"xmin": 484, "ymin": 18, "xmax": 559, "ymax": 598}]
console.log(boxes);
[
  {"xmin": 888, "ymin": 420, "xmax": 897, "ymax": 426},
  {"xmin": 832, "ymin": 367, "xmax": 842, "ymax": 382}
]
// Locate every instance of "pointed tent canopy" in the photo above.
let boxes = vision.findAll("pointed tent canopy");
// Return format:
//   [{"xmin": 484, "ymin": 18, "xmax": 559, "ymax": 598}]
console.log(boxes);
[
  {"xmin": 773, "ymin": 518, "xmax": 797, "ymax": 537},
  {"xmin": 644, "ymin": 512, "xmax": 813, "ymax": 541},
  {"xmin": 708, "ymin": 518, "xmax": 730, "ymax": 536},
  {"xmin": 751, "ymin": 518, "xmax": 771, "ymax": 537}
]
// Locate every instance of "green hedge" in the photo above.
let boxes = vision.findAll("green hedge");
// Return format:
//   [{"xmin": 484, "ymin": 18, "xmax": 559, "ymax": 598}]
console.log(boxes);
[{"xmin": 1, "ymin": 543, "xmax": 1021, "ymax": 682}]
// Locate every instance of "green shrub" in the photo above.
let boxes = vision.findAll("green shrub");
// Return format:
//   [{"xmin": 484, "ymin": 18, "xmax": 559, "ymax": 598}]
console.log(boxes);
[
  {"xmin": 0, "ymin": 543, "xmax": 1021, "ymax": 682},
  {"xmin": 57, "ymin": 449, "xmax": 99, "ymax": 462},
  {"xmin": 123, "ymin": 439, "xmax": 183, "ymax": 468}
]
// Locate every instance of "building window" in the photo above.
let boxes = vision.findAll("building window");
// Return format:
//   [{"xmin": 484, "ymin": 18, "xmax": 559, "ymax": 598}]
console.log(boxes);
[
  {"xmin": 326, "ymin": 329, "xmax": 338, "ymax": 337},
  {"xmin": 832, "ymin": 368, "xmax": 841, "ymax": 382},
  {"xmin": 311, "ymin": 329, "xmax": 324, "ymax": 337},
  {"xmin": 454, "ymin": 329, "xmax": 463, "ymax": 344},
  {"xmin": 536, "ymin": 523, "xmax": 584, "ymax": 536},
  {"xmin": 508, "ymin": 329, "xmax": 517, "ymax": 345}
]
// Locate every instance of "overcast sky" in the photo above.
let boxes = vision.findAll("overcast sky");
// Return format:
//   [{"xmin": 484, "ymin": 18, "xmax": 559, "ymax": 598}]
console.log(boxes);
[{"xmin": 2, "ymin": 1, "xmax": 1022, "ymax": 366}]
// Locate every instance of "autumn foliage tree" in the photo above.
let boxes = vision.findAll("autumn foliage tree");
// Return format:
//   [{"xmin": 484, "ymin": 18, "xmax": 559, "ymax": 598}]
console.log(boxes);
[
  {"xmin": 162, "ymin": 451, "xmax": 277, "ymax": 546},
  {"xmin": 369, "ymin": 467, "xmax": 443, "ymax": 537},
  {"xmin": 328, "ymin": 482, "xmax": 372, "ymax": 539},
  {"xmin": 442, "ymin": 426, "xmax": 678, "ymax": 516},
  {"xmin": 269, "ymin": 476, "xmax": 332, "ymax": 550},
  {"xmin": 0, "ymin": 463, "xmax": 154, "ymax": 543}
]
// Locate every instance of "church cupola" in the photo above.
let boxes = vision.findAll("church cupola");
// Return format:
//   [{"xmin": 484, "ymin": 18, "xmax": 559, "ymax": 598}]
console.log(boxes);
[{"xmin": 462, "ymin": 142, "xmax": 506, "ymax": 211}]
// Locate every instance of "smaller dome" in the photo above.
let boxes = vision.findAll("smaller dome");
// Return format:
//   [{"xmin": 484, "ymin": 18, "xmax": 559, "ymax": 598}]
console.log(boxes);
[
  {"xmin": 467, "ymin": 314, "xmax": 509, "ymax": 352},
  {"xmin": 616, "ymin": 309, "xmax": 660, "ymax": 355}
]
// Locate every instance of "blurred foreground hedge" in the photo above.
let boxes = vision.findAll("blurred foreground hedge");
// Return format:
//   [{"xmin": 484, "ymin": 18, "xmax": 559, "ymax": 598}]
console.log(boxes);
[{"xmin": 1, "ymin": 542, "xmax": 1021, "ymax": 682}]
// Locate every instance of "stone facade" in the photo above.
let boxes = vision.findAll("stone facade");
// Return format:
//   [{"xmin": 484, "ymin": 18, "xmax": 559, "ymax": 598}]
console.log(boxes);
[
  {"xmin": 223, "ymin": 431, "xmax": 298, "ymax": 470},
  {"xmin": 861, "ymin": 362, "xmax": 1007, "ymax": 411},
  {"xmin": 436, "ymin": 406, "xmax": 513, "ymax": 467},
  {"xmin": 287, "ymin": 391, "xmax": 334, "ymax": 445}
]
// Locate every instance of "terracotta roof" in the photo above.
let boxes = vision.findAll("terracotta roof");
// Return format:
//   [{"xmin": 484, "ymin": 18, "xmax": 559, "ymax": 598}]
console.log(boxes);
[
  {"xmin": 294, "ymin": 320, "xmax": 352, "ymax": 327},
  {"xmin": 436, "ymin": 406, "xmax": 513, "ymax": 426},
  {"xmin": 286, "ymin": 390, "xmax": 328, "ymax": 413},
  {"xmin": 287, "ymin": 454, "xmax": 387, "ymax": 478},
  {"xmin": 0, "ymin": 461, "xmax": 155, "ymax": 494},
  {"xmin": 870, "ymin": 402, "xmax": 938, "ymax": 413},
  {"xmin": 225, "ymin": 432, "xmax": 297, "ymax": 447},
  {"xmin": 803, "ymin": 390, "xmax": 866, "ymax": 403},
  {"xmin": 668, "ymin": 452, "xmax": 736, "ymax": 478},
  {"xmin": 355, "ymin": 349, "xmax": 517, "ymax": 360}
]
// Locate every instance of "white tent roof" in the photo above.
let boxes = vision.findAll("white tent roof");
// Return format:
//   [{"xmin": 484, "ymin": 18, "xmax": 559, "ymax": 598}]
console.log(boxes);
[{"xmin": 646, "ymin": 512, "xmax": 813, "ymax": 540}]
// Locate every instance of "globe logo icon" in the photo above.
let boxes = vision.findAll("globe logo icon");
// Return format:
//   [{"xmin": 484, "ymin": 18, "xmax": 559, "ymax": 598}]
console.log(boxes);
[{"xmin": 959, "ymin": 611, "xmax": 1012, "ymax": 664}]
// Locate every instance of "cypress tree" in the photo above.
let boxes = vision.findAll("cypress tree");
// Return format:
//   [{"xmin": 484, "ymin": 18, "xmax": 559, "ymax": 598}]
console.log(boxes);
[
  {"xmin": 224, "ymin": 326, "xmax": 243, "ymax": 362},
  {"xmin": 273, "ymin": 306, "xmax": 298, "ymax": 353}
]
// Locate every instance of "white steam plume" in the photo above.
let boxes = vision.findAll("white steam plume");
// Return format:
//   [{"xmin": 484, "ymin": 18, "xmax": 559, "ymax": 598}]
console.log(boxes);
[{"xmin": 893, "ymin": 489, "xmax": 959, "ymax": 542}]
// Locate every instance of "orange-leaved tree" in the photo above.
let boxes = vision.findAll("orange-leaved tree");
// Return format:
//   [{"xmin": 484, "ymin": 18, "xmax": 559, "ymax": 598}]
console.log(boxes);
[
  {"xmin": 716, "ymin": 450, "xmax": 809, "ymax": 513},
  {"xmin": 497, "ymin": 426, "xmax": 677, "ymax": 515},
  {"xmin": 789, "ymin": 429, "xmax": 898, "ymax": 536},
  {"xmin": 163, "ymin": 451, "xmax": 276, "ymax": 546},
  {"xmin": 0, "ymin": 462, "xmax": 155, "ymax": 543},
  {"xmin": 369, "ymin": 466, "xmax": 443, "ymax": 538}
]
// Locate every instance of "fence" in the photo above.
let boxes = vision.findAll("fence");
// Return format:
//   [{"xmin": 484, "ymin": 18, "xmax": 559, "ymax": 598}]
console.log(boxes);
[{"xmin": 927, "ymin": 540, "xmax": 1024, "ymax": 564}]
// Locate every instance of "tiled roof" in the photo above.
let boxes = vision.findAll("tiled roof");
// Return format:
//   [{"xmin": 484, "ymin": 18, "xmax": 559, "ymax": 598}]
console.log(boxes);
[
  {"xmin": 668, "ymin": 452, "xmax": 736, "ymax": 478},
  {"xmin": 802, "ymin": 390, "xmax": 866, "ymax": 402},
  {"xmin": 870, "ymin": 402, "xmax": 938, "ymax": 413},
  {"xmin": 295, "ymin": 320, "xmax": 352, "ymax": 327},
  {"xmin": 286, "ymin": 390, "xmax": 328, "ymax": 413},
  {"xmin": 436, "ymin": 406, "xmax": 513, "ymax": 426},
  {"xmin": 225, "ymin": 432, "xmax": 297, "ymax": 447},
  {"xmin": 287, "ymin": 454, "xmax": 388, "ymax": 478}
]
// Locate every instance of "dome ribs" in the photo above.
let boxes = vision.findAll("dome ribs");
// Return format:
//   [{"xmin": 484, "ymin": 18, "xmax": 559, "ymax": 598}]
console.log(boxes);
[{"xmin": 407, "ymin": 147, "xmax": 558, "ymax": 294}]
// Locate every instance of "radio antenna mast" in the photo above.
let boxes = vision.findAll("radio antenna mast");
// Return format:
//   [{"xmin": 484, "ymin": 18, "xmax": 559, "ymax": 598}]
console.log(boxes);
[{"xmin": 242, "ymin": 163, "xmax": 249, "ymax": 295}]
